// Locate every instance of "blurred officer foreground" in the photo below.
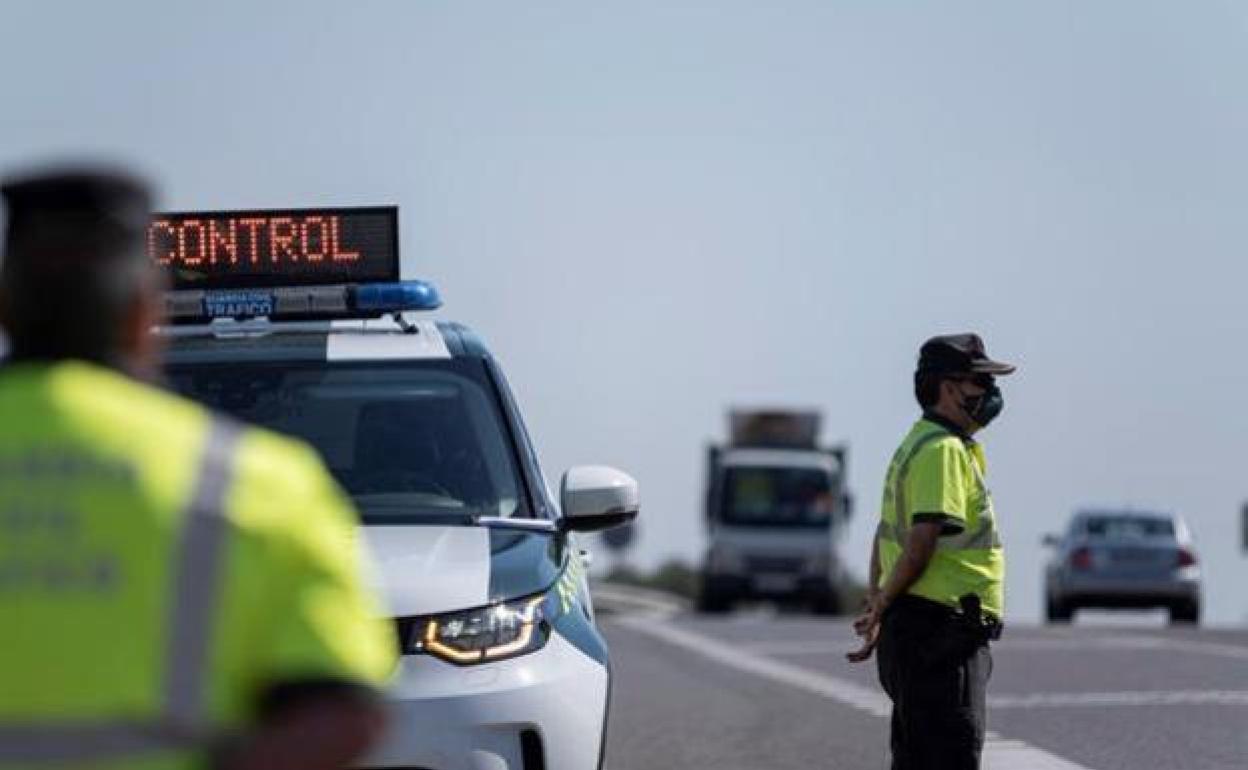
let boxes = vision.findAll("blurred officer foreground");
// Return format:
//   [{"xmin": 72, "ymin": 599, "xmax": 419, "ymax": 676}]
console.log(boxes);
[{"xmin": 0, "ymin": 167, "xmax": 396, "ymax": 770}]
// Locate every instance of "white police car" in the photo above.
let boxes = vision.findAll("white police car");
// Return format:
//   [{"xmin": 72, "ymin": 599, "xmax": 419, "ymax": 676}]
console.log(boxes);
[{"xmin": 152, "ymin": 206, "xmax": 637, "ymax": 770}]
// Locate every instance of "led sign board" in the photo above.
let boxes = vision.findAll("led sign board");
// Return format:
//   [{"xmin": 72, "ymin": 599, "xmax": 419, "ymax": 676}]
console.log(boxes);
[{"xmin": 148, "ymin": 206, "xmax": 398, "ymax": 290}]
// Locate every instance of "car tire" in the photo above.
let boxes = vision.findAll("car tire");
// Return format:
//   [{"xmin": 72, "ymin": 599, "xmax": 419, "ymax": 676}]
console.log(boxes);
[
  {"xmin": 1169, "ymin": 601, "xmax": 1200, "ymax": 625},
  {"xmin": 1045, "ymin": 594, "xmax": 1073, "ymax": 623}
]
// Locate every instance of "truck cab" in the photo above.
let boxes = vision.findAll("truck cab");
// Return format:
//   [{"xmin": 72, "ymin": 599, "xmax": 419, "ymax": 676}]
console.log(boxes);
[{"xmin": 698, "ymin": 410, "xmax": 851, "ymax": 614}]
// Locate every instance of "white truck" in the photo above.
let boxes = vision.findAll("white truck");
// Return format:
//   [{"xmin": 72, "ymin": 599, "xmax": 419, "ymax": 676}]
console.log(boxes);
[{"xmin": 697, "ymin": 409, "xmax": 851, "ymax": 614}]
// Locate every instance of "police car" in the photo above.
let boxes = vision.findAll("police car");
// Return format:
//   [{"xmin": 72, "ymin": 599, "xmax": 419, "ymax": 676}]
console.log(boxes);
[{"xmin": 152, "ymin": 206, "xmax": 637, "ymax": 770}]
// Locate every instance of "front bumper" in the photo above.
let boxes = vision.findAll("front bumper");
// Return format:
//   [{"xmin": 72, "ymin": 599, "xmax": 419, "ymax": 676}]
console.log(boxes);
[{"xmin": 360, "ymin": 633, "xmax": 608, "ymax": 770}]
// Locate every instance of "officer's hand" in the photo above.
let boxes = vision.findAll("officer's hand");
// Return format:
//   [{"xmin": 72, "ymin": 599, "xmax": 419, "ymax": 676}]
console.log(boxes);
[
  {"xmin": 845, "ymin": 635, "xmax": 877, "ymax": 662},
  {"xmin": 847, "ymin": 591, "xmax": 886, "ymax": 663},
  {"xmin": 846, "ymin": 618, "xmax": 879, "ymax": 663},
  {"xmin": 852, "ymin": 592, "xmax": 885, "ymax": 637}
]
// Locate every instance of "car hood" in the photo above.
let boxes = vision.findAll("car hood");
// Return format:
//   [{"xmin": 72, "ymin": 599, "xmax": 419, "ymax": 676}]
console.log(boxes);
[{"xmin": 361, "ymin": 524, "xmax": 563, "ymax": 617}]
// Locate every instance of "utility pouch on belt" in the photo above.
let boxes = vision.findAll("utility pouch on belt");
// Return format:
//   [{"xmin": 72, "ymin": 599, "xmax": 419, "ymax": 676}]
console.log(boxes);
[{"xmin": 957, "ymin": 594, "xmax": 1003, "ymax": 643}]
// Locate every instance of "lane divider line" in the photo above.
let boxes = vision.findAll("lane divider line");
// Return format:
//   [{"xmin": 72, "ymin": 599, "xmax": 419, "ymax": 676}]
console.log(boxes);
[
  {"xmin": 990, "ymin": 690, "xmax": 1248, "ymax": 709},
  {"xmin": 746, "ymin": 634, "xmax": 1248, "ymax": 661},
  {"xmin": 1132, "ymin": 635, "xmax": 1248, "ymax": 661},
  {"xmin": 738, "ymin": 641, "xmax": 1248, "ymax": 709},
  {"xmin": 616, "ymin": 613, "xmax": 892, "ymax": 717},
  {"xmin": 614, "ymin": 614, "xmax": 1097, "ymax": 770},
  {"xmin": 979, "ymin": 634, "xmax": 1248, "ymax": 659}
]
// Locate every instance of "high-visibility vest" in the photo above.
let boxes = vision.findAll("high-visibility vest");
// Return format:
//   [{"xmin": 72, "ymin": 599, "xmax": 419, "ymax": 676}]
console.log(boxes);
[
  {"xmin": 876, "ymin": 418, "xmax": 1005, "ymax": 618},
  {"xmin": 0, "ymin": 361, "xmax": 396, "ymax": 769}
]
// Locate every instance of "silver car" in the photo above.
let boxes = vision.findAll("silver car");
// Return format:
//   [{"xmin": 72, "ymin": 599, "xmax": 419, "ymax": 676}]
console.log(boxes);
[{"xmin": 1043, "ymin": 510, "xmax": 1201, "ymax": 624}]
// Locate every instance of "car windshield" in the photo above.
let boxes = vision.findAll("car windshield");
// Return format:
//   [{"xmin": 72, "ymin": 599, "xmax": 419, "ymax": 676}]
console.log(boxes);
[
  {"xmin": 722, "ymin": 466, "xmax": 833, "ymax": 527},
  {"xmin": 1081, "ymin": 515, "xmax": 1175, "ymax": 539},
  {"xmin": 167, "ymin": 359, "xmax": 526, "ymax": 524}
]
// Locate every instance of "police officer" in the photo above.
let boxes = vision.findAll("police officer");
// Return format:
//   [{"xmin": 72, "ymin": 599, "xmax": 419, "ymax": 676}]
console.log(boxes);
[
  {"xmin": 847, "ymin": 333, "xmax": 1013, "ymax": 770},
  {"xmin": 0, "ymin": 169, "xmax": 396, "ymax": 770}
]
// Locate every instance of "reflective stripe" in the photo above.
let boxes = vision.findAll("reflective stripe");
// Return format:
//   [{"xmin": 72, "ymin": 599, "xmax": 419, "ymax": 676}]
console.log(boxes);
[
  {"xmin": 882, "ymin": 429, "xmax": 1000, "ymax": 551},
  {"xmin": 885, "ymin": 430, "xmax": 950, "ymax": 544},
  {"xmin": 164, "ymin": 416, "xmax": 243, "ymax": 731},
  {"xmin": 0, "ymin": 416, "xmax": 243, "ymax": 763},
  {"xmin": 943, "ymin": 453, "xmax": 1001, "ymax": 550},
  {"xmin": 0, "ymin": 722, "xmax": 176, "ymax": 763}
]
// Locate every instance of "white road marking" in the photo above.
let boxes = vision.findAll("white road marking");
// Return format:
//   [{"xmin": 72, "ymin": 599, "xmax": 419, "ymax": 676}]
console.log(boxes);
[
  {"xmin": 1133, "ymin": 634, "xmax": 1248, "ymax": 661},
  {"xmin": 990, "ymin": 690, "xmax": 1248, "ymax": 709},
  {"xmin": 990, "ymin": 633, "xmax": 1248, "ymax": 660},
  {"xmin": 616, "ymin": 614, "xmax": 892, "ymax": 717},
  {"xmin": 741, "ymin": 632, "xmax": 1248, "ymax": 662},
  {"xmin": 990, "ymin": 637, "xmax": 1165, "ymax": 651},
  {"xmin": 984, "ymin": 739, "xmax": 1091, "ymax": 770},
  {"xmin": 616, "ymin": 614, "xmax": 1096, "ymax": 770},
  {"xmin": 731, "ymin": 636, "xmax": 1248, "ymax": 710}
]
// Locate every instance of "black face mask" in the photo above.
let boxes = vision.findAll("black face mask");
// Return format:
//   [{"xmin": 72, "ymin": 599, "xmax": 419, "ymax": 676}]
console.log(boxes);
[{"xmin": 961, "ymin": 383, "xmax": 1004, "ymax": 428}]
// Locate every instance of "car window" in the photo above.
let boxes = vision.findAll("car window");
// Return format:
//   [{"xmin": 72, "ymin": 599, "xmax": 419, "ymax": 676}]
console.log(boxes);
[
  {"xmin": 1081, "ymin": 515, "xmax": 1175, "ymax": 539},
  {"xmin": 167, "ymin": 358, "xmax": 527, "ymax": 523}
]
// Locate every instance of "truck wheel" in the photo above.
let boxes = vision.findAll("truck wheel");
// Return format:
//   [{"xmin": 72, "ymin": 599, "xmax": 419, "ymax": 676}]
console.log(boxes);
[
  {"xmin": 1169, "ymin": 601, "xmax": 1200, "ymax": 625},
  {"xmin": 696, "ymin": 589, "xmax": 732, "ymax": 614},
  {"xmin": 1045, "ymin": 594, "xmax": 1072, "ymax": 623},
  {"xmin": 810, "ymin": 591, "xmax": 841, "ymax": 616}
]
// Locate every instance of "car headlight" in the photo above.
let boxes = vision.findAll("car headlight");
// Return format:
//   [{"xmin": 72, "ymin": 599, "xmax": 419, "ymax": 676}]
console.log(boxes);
[{"xmin": 408, "ymin": 594, "xmax": 549, "ymax": 665}]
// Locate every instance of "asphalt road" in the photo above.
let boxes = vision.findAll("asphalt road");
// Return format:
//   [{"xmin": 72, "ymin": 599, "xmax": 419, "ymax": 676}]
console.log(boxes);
[{"xmin": 601, "ymin": 611, "xmax": 1248, "ymax": 770}]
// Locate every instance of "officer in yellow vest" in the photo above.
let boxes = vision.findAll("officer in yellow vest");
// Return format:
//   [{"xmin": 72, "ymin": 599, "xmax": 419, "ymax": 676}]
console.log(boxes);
[
  {"xmin": 0, "ymin": 169, "xmax": 396, "ymax": 770},
  {"xmin": 848, "ymin": 333, "xmax": 1014, "ymax": 770}
]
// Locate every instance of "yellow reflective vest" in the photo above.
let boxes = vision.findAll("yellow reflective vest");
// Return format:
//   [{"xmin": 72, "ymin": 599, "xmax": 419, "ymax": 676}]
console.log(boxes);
[
  {"xmin": 876, "ymin": 418, "xmax": 1005, "ymax": 618},
  {"xmin": 0, "ymin": 361, "xmax": 396, "ymax": 769}
]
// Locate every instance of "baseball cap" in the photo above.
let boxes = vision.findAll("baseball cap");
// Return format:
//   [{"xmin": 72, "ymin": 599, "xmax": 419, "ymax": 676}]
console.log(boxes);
[{"xmin": 917, "ymin": 333, "xmax": 1016, "ymax": 376}]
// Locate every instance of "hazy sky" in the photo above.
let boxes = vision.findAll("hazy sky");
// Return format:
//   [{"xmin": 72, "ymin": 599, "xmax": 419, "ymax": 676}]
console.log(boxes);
[{"xmin": 3, "ymin": 1, "xmax": 1247, "ymax": 624}]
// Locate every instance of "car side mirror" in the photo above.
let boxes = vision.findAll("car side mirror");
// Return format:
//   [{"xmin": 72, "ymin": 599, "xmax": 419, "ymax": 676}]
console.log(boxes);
[
  {"xmin": 1041, "ymin": 533, "xmax": 1061, "ymax": 547},
  {"xmin": 559, "ymin": 465, "xmax": 639, "ymax": 533}
]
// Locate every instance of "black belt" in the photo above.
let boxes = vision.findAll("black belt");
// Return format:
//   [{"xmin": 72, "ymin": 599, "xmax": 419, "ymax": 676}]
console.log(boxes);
[{"xmin": 889, "ymin": 593, "xmax": 1003, "ymax": 641}]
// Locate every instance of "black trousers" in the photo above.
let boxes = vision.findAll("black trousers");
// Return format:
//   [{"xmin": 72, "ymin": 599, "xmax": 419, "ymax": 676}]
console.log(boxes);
[{"xmin": 876, "ymin": 596, "xmax": 993, "ymax": 770}]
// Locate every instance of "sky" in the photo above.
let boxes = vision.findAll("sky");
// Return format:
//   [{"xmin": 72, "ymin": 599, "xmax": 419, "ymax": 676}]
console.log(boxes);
[{"xmin": 2, "ymin": 1, "xmax": 1247, "ymax": 624}]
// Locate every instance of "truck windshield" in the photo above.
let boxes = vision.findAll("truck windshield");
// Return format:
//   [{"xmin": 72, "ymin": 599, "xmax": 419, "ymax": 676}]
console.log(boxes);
[
  {"xmin": 166, "ymin": 359, "xmax": 526, "ymax": 524},
  {"xmin": 722, "ymin": 466, "xmax": 833, "ymax": 527}
]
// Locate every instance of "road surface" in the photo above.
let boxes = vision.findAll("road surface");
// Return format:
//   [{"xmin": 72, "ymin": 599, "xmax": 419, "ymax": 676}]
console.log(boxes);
[{"xmin": 602, "ymin": 611, "xmax": 1248, "ymax": 770}]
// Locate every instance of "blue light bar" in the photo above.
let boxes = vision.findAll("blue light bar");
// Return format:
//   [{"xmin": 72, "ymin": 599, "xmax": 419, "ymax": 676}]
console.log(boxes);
[
  {"xmin": 352, "ymin": 281, "xmax": 442, "ymax": 313},
  {"xmin": 163, "ymin": 279, "xmax": 442, "ymax": 323}
]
